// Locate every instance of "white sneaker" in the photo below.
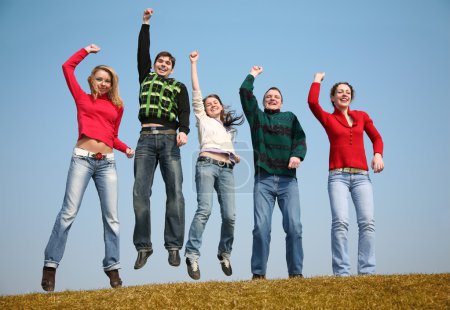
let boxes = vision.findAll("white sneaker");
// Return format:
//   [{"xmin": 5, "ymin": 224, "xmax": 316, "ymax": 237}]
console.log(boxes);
[
  {"xmin": 186, "ymin": 257, "xmax": 200, "ymax": 280},
  {"xmin": 218, "ymin": 254, "xmax": 232, "ymax": 276}
]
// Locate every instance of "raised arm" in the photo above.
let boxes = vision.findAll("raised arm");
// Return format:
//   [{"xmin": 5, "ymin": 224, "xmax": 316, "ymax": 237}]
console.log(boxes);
[
  {"xmin": 308, "ymin": 72, "xmax": 329, "ymax": 127},
  {"xmin": 190, "ymin": 51, "xmax": 200, "ymax": 91},
  {"xmin": 189, "ymin": 50, "xmax": 207, "ymax": 120},
  {"xmin": 62, "ymin": 44, "xmax": 101, "ymax": 100},
  {"xmin": 137, "ymin": 8, "xmax": 154, "ymax": 83},
  {"xmin": 239, "ymin": 66, "xmax": 264, "ymax": 125}
]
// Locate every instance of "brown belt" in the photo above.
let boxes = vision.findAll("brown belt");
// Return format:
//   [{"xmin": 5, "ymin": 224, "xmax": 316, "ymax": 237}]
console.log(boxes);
[{"xmin": 329, "ymin": 167, "xmax": 368, "ymax": 174}]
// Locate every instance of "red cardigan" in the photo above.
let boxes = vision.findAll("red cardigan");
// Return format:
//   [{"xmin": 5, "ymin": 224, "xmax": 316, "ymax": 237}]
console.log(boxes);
[
  {"xmin": 308, "ymin": 82, "xmax": 383, "ymax": 171},
  {"xmin": 62, "ymin": 48, "xmax": 128, "ymax": 153}
]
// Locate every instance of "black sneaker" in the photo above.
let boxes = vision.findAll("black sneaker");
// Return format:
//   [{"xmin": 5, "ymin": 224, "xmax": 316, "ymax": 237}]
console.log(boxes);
[
  {"xmin": 134, "ymin": 249, "xmax": 153, "ymax": 269},
  {"xmin": 289, "ymin": 274, "xmax": 303, "ymax": 279},
  {"xmin": 186, "ymin": 257, "xmax": 200, "ymax": 280},
  {"xmin": 252, "ymin": 274, "xmax": 266, "ymax": 280},
  {"xmin": 217, "ymin": 254, "xmax": 232, "ymax": 276},
  {"xmin": 168, "ymin": 250, "xmax": 181, "ymax": 266}
]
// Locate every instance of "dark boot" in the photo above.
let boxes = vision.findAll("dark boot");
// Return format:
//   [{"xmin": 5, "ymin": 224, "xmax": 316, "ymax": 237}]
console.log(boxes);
[
  {"xmin": 105, "ymin": 269, "xmax": 122, "ymax": 288},
  {"xmin": 41, "ymin": 267, "xmax": 56, "ymax": 292}
]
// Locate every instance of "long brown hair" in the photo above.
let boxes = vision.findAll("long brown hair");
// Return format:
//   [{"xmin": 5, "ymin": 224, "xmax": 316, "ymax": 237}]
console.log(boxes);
[
  {"xmin": 203, "ymin": 94, "xmax": 244, "ymax": 129},
  {"xmin": 87, "ymin": 65, "xmax": 123, "ymax": 107}
]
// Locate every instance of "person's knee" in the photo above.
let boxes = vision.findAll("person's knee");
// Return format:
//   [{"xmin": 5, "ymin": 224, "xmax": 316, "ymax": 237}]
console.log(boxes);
[
  {"xmin": 222, "ymin": 215, "xmax": 235, "ymax": 226},
  {"xmin": 358, "ymin": 219, "xmax": 375, "ymax": 232},
  {"xmin": 332, "ymin": 218, "xmax": 349, "ymax": 231}
]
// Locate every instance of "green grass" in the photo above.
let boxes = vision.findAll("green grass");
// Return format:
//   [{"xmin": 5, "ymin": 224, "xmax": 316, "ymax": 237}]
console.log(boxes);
[{"xmin": 1, "ymin": 274, "xmax": 449, "ymax": 309}]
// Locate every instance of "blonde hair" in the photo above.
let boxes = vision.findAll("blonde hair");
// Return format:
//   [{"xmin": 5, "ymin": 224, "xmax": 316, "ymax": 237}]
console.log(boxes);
[{"xmin": 87, "ymin": 65, "xmax": 123, "ymax": 107}]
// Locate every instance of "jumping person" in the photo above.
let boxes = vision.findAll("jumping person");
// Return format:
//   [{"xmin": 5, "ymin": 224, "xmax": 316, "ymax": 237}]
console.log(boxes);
[
  {"xmin": 132, "ymin": 8, "xmax": 190, "ymax": 270},
  {"xmin": 308, "ymin": 72, "xmax": 384, "ymax": 276},
  {"xmin": 239, "ymin": 66, "xmax": 307, "ymax": 279},
  {"xmin": 184, "ymin": 51, "xmax": 243, "ymax": 280},
  {"xmin": 41, "ymin": 44, "xmax": 134, "ymax": 291}
]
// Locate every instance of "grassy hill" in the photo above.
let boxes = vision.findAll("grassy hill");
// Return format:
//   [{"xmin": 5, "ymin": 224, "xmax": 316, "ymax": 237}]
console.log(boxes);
[{"xmin": 1, "ymin": 274, "xmax": 449, "ymax": 309}]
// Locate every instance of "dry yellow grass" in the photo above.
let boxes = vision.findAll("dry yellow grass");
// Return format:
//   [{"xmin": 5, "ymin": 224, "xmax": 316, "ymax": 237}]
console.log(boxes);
[{"xmin": 1, "ymin": 274, "xmax": 449, "ymax": 309}]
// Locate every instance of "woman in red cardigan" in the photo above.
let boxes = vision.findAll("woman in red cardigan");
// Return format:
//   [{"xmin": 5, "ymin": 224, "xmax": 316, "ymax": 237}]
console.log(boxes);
[
  {"xmin": 41, "ymin": 44, "xmax": 134, "ymax": 291},
  {"xmin": 308, "ymin": 72, "xmax": 384, "ymax": 276}
]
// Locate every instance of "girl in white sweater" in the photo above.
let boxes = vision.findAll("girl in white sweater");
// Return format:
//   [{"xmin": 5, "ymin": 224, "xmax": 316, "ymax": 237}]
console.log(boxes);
[{"xmin": 184, "ymin": 51, "xmax": 243, "ymax": 280}]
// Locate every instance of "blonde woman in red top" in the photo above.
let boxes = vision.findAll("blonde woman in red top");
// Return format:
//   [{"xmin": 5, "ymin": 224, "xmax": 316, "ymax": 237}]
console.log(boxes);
[
  {"xmin": 308, "ymin": 72, "xmax": 384, "ymax": 276},
  {"xmin": 41, "ymin": 44, "xmax": 134, "ymax": 291}
]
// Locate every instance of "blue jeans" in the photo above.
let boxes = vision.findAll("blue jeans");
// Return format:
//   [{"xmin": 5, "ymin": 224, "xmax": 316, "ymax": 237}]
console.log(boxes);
[
  {"xmin": 44, "ymin": 153, "xmax": 120, "ymax": 271},
  {"xmin": 251, "ymin": 173, "xmax": 303, "ymax": 275},
  {"xmin": 328, "ymin": 171, "xmax": 375, "ymax": 276},
  {"xmin": 185, "ymin": 159, "xmax": 235, "ymax": 260},
  {"xmin": 133, "ymin": 134, "xmax": 185, "ymax": 251}
]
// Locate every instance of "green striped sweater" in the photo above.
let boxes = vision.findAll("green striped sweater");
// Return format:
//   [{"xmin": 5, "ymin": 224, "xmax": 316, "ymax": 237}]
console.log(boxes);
[{"xmin": 239, "ymin": 74, "xmax": 307, "ymax": 177}]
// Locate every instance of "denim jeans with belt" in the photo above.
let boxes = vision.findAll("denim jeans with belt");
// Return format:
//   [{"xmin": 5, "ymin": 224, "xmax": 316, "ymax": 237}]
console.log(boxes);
[
  {"xmin": 185, "ymin": 158, "xmax": 235, "ymax": 261},
  {"xmin": 44, "ymin": 153, "xmax": 120, "ymax": 271},
  {"xmin": 251, "ymin": 173, "xmax": 303, "ymax": 276},
  {"xmin": 133, "ymin": 133, "xmax": 185, "ymax": 251},
  {"xmin": 328, "ymin": 171, "xmax": 375, "ymax": 276}
]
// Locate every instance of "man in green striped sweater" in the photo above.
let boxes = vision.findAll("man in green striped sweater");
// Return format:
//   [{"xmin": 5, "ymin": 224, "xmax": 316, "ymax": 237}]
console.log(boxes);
[{"xmin": 239, "ymin": 66, "xmax": 306, "ymax": 279}]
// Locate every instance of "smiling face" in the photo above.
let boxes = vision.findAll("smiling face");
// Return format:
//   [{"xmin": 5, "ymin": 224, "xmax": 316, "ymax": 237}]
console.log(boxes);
[
  {"xmin": 92, "ymin": 69, "xmax": 112, "ymax": 96},
  {"xmin": 331, "ymin": 83, "xmax": 353, "ymax": 111},
  {"xmin": 263, "ymin": 88, "xmax": 283, "ymax": 110},
  {"xmin": 153, "ymin": 55, "xmax": 174, "ymax": 78},
  {"xmin": 204, "ymin": 95, "xmax": 224, "ymax": 120}
]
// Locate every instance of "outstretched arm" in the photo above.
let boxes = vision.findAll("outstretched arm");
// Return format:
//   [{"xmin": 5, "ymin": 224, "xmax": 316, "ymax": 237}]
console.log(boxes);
[
  {"xmin": 239, "ymin": 66, "xmax": 264, "ymax": 125},
  {"xmin": 190, "ymin": 50, "xmax": 207, "ymax": 119},
  {"xmin": 137, "ymin": 8, "xmax": 154, "ymax": 83},
  {"xmin": 190, "ymin": 51, "xmax": 200, "ymax": 91},
  {"xmin": 62, "ymin": 45, "xmax": 101, "ymax": 100},
  {"xmin": 308, "ymin": 72, "xmax": 329, "ymax": 127}
]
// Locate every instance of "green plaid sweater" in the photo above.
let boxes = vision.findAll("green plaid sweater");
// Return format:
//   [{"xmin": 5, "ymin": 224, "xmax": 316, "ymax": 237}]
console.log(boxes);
[
  {"xmin": 239, "ymin": 74, "xmax": 307, "ymax": 177},
  {"xmin": 137, "ymin": 24, "xmax": 190, "ymax": 133}
]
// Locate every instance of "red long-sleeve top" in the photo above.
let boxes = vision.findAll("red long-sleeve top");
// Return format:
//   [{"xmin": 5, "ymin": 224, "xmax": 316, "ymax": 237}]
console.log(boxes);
[
  {"xmin": 308, "ymin": 82, "xmax": 383, "ymax": 171},
  {"xmin": 62, "ymin": 48, "xmax": 128, "ymax": 153}
]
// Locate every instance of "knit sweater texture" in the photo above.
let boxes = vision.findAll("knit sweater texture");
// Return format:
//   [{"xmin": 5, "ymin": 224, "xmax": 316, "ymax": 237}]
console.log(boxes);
[
  {"xmin": 137, "ymin": 24, "xmax": 190, "ymax": 134},
  {"xmin": 62, "ymin": 48, "xmax": 128, "ymax": 153},
  {"xmin": 308, "ymin": 82, "xmax": 383, "ymax": 171},
  {"xmin": 239, "ymin": 75, "xmax": 307, "ymax": 177}
]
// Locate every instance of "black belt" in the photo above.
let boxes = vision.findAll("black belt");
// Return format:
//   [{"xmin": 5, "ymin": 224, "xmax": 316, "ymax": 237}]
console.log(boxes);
[
  {"xmin": 197, "ymin": 156, "xmax": 234, "ymax": 169},
  {"xmin": 140, "ymin": 127, "xmax": 177, "ymax": 135}
]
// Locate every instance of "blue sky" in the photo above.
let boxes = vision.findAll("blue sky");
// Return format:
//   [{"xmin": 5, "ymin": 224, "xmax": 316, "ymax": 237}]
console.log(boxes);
[{"xmin": 0, "ymin": 0, "xmax": 449, "ymax": 295}]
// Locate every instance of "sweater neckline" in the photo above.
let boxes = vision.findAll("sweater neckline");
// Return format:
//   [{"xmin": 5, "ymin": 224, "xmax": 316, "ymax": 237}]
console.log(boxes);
[{"xmin": 264, "ymin": 108, "xmax": 280, "ymax": 114}]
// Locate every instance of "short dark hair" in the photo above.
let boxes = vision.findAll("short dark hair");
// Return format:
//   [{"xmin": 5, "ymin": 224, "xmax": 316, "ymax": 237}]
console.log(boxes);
[
  {"xmin": 330, "ymin": 82, "xmax": 354, "ymax": 105},
  {"xmin": 263, "ymin": 87, "xmax": 283, "ymax": 103},
  {"xmin": 155, "ymin": 51, "xmax": 176, "ymax": 69}
]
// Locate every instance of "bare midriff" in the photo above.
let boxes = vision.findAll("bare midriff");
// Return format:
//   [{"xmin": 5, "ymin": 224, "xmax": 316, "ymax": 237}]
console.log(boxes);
[
  {"xmin": 76, "ymin": 135, "xmax": 112, "ymax": 154},
  {"xmin": 199, "ymin": 151, "xmax": 231, "ymax": 163},
  {"xmin": 142, "ymin": 123, "xmax": 164, "ymax": 127}
]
